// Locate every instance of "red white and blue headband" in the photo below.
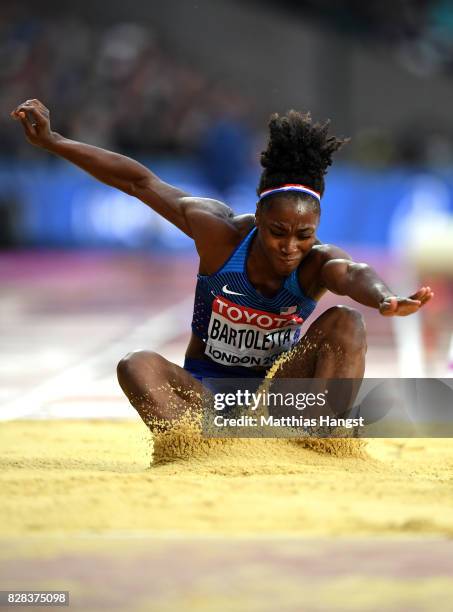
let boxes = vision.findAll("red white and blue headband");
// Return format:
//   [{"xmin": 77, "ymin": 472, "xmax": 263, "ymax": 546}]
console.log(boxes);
[{"xmin": 259, "ymin": 183, "xmax": 321, "ymax": 203}]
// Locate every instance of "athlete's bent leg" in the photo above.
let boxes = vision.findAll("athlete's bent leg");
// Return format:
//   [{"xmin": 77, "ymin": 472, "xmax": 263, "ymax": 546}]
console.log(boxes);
[
  {"xmin": 271, "ymin": 305, "xmax": 367, "ymax": 416},
  {"xmin": 117, "ymin": 350, "xmax": 206, "ymax": 430}
]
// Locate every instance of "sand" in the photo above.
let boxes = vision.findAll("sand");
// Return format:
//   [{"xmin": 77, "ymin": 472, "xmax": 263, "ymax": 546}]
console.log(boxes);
[
  {"xmin": 2, "ymin": 419, "xmax": 452, "ymax": 611},
  {"xmin": 0, "ymin": 419, "xmax": 452, "ymax": 537}
]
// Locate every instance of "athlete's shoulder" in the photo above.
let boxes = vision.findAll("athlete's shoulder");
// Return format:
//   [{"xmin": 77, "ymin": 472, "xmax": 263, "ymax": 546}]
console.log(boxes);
[
  {"xmin": 186, "ymin": 199, "xmax": 239, "ymax": 256},
  {"xmin": 182, "ymin": 196, "xmax": 235, "ymax": 220},
  {"xmin": 199, "ymin": 211, "xmax": 254, "ymax": 242},
  {"xmin": 298, "ymin": 242, "xmax": 352, "ymax": 300},
  {"xmin": 185, "ymin": 198, "xmax": 253, "ymax": 237},
  {"xmin": 196, "ymin": 213, "xmax": 254, "ymax": 275},
  {"xmin": 310, "ymin": 241, "xmax": 352, "ymax": 264}
]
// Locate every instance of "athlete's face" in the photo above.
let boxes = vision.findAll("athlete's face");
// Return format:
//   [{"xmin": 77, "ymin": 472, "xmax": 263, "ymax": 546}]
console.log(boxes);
[{"xmin": 255, "ymin": 196, "xmax": 319, "ymax": 275}]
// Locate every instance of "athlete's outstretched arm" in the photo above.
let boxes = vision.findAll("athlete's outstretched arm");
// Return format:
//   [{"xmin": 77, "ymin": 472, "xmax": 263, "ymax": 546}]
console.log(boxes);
[
  {"xmin": 320, "ymin": 255, "xmax": 434, "ymax": 316},
  {"xmin": 10, "ymin": 99, "xmax": 233, "ymax": 237}
]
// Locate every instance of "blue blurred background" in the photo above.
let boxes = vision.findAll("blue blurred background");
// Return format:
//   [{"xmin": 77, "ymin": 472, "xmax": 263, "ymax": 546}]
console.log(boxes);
[{"xmin": 1, "ymin": 0, "xmax": 453, "ymax": 251}]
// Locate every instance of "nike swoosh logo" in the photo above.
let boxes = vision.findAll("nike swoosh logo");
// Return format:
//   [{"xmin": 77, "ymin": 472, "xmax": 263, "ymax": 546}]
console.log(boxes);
[{"xmin": 222, "ymin": 284, "xmax": 246, "ymax": 297}]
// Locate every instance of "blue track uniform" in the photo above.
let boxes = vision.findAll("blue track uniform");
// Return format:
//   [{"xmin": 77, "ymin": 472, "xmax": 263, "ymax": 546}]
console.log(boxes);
[{"xmin": 185, "ymin": 227, "xmax": 318, "ymax": 381}]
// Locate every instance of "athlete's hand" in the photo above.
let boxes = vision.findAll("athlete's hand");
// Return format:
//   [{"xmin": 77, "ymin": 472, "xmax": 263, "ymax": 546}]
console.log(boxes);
[
  {"xmin": 10, "ymin": 99, "xmax": 56, "ymax": 149},
  {"xmin": 379, "ymin": 286, "xmax": 434, "ymax": 316}
]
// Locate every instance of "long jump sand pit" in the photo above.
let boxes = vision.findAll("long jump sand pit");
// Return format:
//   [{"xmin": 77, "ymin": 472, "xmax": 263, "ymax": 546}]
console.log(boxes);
[
  {"xmin": 1, "ymin": 420, "xmax": 453, "ymax": 611},
  {"xmin": 1, "ymin": 419, "xmax": 452, "ymax": 537}
]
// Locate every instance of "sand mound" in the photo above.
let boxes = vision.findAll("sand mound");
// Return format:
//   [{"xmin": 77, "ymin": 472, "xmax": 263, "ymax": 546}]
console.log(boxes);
[
  {"xmin": 151, "ymin": 410, "xmax": 366, "ymax": 466},
  {"xmin": 1, "ymin": 421, "xmax": 452, "ymax": 537},
  {"xmin": 152, "ymin": 339, "xmax": 367, "ymax": 465},
  {"xmin": 293, "ymin": 436, "xmax": 365, "ymax": 457},
  {"xmin": 152, "ymin": 412, "xmax": 234, "ymax": 465}
]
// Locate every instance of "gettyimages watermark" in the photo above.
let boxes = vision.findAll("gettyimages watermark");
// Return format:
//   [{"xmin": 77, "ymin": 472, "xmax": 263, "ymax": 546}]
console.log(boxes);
[{"xmin": 200, "ymin": 378, "xmax": 453, "ymax": 438}]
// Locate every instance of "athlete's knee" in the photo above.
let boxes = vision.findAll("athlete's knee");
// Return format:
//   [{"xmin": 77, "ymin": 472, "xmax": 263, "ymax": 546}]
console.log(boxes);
[
  {"xmin": 321, "ymin": 306, "xmax": 367, "ymax": 353},
  {"xmin": 117, "ymin": 350, "xmax": 164, "ymax": 385}
]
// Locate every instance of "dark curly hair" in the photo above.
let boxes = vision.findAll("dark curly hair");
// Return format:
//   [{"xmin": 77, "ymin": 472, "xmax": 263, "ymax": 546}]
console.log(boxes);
[{"xmin": 257, "ymin": 110, "xmax": 349, "ymax": 207}]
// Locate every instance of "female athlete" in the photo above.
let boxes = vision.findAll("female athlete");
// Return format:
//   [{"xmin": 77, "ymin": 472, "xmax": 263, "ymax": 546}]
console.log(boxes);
[{"xmin": 11, "ymin": 100, "xmax": 433, "ymax": 429}]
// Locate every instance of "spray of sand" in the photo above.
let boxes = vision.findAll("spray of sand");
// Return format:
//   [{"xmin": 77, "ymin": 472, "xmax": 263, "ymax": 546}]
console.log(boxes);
[{"xmin": 150, "ymin": 339, "xmax": 366, "ymax": 465}]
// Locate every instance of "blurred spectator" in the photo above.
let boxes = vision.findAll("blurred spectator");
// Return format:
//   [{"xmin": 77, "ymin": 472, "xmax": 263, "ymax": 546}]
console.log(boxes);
[
  {"xmin": 0, "ymin": 10, "xmax": 252, "ymax": 163},
  {"xmin": 1, "ymin": 4, "xmax": 452, "ymax": 173}
]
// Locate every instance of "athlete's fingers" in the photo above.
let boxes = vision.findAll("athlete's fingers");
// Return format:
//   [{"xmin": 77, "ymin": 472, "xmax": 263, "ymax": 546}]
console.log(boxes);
[
  {"xmin": 26, "ymin": 99, "xmax": 50, "ymax": 115},
  {"xmin": 12, "ymin": 106, "xmax": 42, "ymax": 141},
  {"xmin": 23, "ymin": 99, "xmax": 43, "ymax": 108},
  {"xmin": 11, "ymin": 100, "xmax": 53, "ymax": 147},
  {"xmin": 10, "ymin": 107, "xmax": 23, "ymax": 119},
  {"xmin": 410, "ymin": 286, "xmax": 434, "ymax": 306},
  {"xmin": 11, "ymin": 100, "xmax": 50, "ymax": 133},
  {"xmin": 409, "ymin": 287, "xmax": 428, "ymax": 301},
  {"xmin": 419, "ymin": 291, "xmax": 434, "ymax": 306},
  {"xmin": 380, "ymin": 296, "xmax": 423, "ymax": 317},
  {"xmin": 17, "ymin": 112, "xmax": 37, "ymax": 140},
  {"xmin": 15, "ymin": 104, "xmax": 47, "ymax": 127},
  {"xmin": 11, "ymin": 102, "xmax": 28, "ymax": 117},
  {"xmin": 395, "ymin": 299, "xmax": 422, "ymax": 316},
  {"xmin": 379, "ymin": 296, "xmax": 398, "ymax": 316},
  {"xmin": 402, "ymin": 298, "xmax": 422, "ymax": 307},
  {"xmin": 12, "ymin": 101, "xmax": 42, "ymax": 118}
]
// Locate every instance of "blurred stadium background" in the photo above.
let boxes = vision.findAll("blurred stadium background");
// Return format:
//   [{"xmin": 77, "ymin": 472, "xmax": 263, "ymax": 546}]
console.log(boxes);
[{"xmin": 1, "ymin": 3, "xmax": 453, "ymax": 609}]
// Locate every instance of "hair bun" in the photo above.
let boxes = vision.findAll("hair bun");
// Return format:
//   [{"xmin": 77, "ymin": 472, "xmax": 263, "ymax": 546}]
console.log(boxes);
[{"xmin": 258, "ymin": 110, "xmax": 349, "ymax": 197}]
